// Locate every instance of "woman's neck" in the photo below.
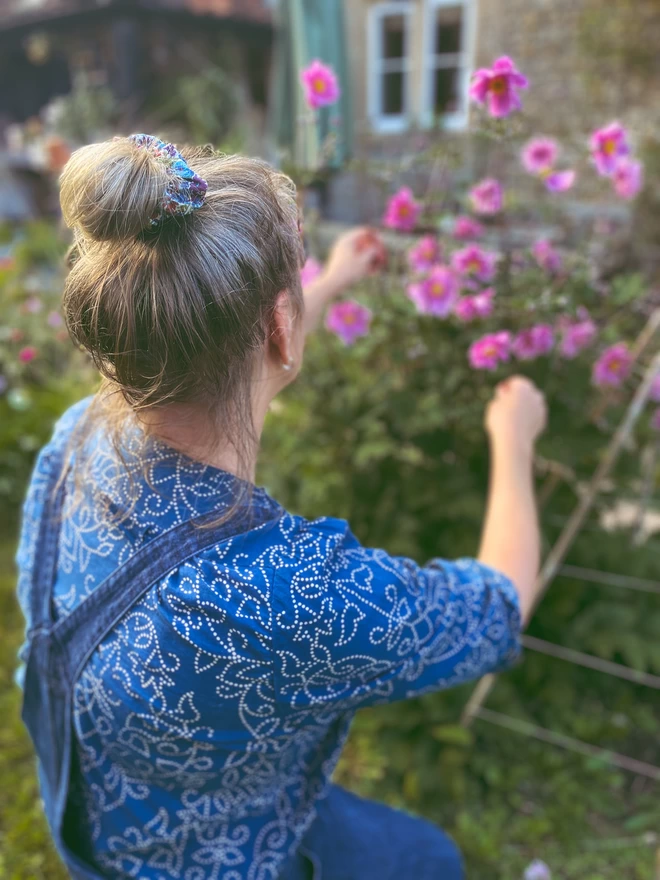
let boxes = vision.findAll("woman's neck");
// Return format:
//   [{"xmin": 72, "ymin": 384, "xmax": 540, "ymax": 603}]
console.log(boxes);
[{"xmin": 138, "ymin": 400, "xmax": 268, "ymax": 483}]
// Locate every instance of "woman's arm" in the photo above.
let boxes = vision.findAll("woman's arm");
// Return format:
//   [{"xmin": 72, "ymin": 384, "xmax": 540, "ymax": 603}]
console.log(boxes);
[
  {"xmin": 478, "ymin": 377, "xmax": 547, "ymax": 622},
  {"xmin": 302, "ymin": 228, "xmax": 387, "ymax": 335}
]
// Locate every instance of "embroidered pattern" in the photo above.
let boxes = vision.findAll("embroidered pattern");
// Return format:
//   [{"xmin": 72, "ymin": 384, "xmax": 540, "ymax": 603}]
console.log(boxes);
[{"xmin": 17, "ymin": 401, "xmax": 521, "ymax": 879}]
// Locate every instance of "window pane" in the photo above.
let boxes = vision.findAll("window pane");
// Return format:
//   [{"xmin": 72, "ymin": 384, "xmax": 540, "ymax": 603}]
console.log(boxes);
[
  {"xmin": 382, "ymin": 70, "xmax": 405, "ymax": 115},
  {"xmin": 435, "ymin": 6, "xmax": 463, "ymax": 55},
  {"xmin": 383, "ymin": 14, "xmax": 406, "ymax": 60},
  {"xmin": 434, "ymin": 67, "xmax": 459, "ymax": 115}
]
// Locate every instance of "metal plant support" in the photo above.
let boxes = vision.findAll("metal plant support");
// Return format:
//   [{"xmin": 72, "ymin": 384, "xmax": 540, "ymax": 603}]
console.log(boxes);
[{"xmin": 461, "ymin": 310, "xmax": 660, "ymax": 786}]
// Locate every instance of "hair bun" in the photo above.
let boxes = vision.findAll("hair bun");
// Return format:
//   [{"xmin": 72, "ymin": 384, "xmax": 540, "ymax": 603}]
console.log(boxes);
[{"xmin": 60, "ymin": 138, "xmax": 169, "ymax": 242}]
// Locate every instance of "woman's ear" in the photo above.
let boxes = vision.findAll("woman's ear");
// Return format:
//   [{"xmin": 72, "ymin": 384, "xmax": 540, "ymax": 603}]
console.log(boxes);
[{"xmin": 268, "ymin": 292, "xmax": 297, "ymax": 371}]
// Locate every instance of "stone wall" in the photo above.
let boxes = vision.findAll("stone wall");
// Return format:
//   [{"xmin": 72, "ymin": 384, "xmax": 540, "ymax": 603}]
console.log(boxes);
[{"xmin": 475, "ymin": 0, "xmax": 660, "ymax": 134}]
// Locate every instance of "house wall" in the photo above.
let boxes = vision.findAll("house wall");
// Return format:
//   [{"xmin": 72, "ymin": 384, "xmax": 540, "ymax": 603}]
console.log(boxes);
[
  {"xmin": 475, "ymin": 0, "xmax": 660, "ymax": 133},
  {"xmin": 344, "ymin": 0, "xmax": 660, "ymax": 140},
  {"xmin": 327, "ymin": 0, "xmax": 660, "ymax": 227}
]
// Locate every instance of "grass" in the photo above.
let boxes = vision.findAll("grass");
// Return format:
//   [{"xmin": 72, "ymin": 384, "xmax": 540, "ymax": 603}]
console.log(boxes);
[
  {"xmin": 0, "ymin": 544, "xmax": 67, "ymax": 880},
  {"xmin": 1, "ymin": 536, "xmax": 659, "ymax": 880}
]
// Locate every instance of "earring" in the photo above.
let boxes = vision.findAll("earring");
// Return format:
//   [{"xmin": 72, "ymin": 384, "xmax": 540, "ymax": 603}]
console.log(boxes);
[{"xmin": 282, "ymin": 358, "xmax": 294, "ymax": 372}]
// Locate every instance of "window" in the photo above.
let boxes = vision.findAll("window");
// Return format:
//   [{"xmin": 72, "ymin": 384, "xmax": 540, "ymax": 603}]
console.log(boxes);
[
  {"xmin": 368, "ymin": 3, "xmax": 412, "ymax": 133},
  {"xmin": 422, "ymin": 0, "xmax": 474, "ymax": 130}
]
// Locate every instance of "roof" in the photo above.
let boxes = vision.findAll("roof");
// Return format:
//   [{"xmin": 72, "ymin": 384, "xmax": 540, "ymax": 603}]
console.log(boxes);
[{"xmin": 1, "ymin": 0, "xmax": 272, "ymax": 31}]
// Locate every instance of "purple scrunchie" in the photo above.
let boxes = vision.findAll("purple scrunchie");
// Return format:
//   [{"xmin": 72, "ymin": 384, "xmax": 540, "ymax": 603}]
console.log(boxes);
[{"xmin": 128, "ymin": 133, "xmax": 208, "ymax": 228}]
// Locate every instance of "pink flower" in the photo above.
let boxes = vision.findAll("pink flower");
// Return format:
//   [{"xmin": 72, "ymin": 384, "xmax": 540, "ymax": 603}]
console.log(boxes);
[
  {"xmin": 24, "ymin": 295, "xmax": 42, "ymax": 314},
  {"xmin": 47, "ymin": 310, "xmax": 64, "ymax": 328},
  {"xmin": 512, "ymin": 324, "xmax": 555, "ymax": 360},
  {"xmin": 468, "ymin": 331, "xmax": 511, "ymax": 370},
  {"xmin": 593, "ymin": 342, "xmax": 633, "ymax": 387},
  {"xmin": 451, "ymin": 244, "xmax": 498, "ymax": 283},
  {"xmin": 301, "ymin": 256, "xmax": 323, "ymax": 287},
  {"xmin": 408, "ymin": 236, "xmax": 441, "ymax": 274},
  {"xmin": 612, "ymin": 158, "xmax": 643, "ymax": 200},
  {"xmin": 453, "ymin": 216, "xmax": 484, "ymax": 240},
  {"xmin": 533, "ymin": 239, "xmax": 562, "ymax": 274},
  {"xmin": 407, "ymin": 265, "xmax": 460, "ymax": 317},
  {"xmin": 650, "ymin": 409, "xmax": 660, "ymax": 431},
  {"xmin": 559, "ymin": 313, "xmax": 597, "ymax": 358},
  {"xmin": 545, "ymin": 170, "xmax": 576, "ymax": 193},
  {"xmin": 18, "ymin": 346, "xmax": 37, "ymax": 363},
  {"xmin": 383, "ymin": 187, "xmax": 422, "ymax": 232},
  {"xmin": 455, "ymin": 288, "xmax": 495, "ymax": 322},
  {"xmin": 521, "ymin": 138, "xmax": 559, "ymax": 175},
  {"xmin": 524, "ymin": 860, "xmax": 552, "ymax": 880},
  {"xmin": 325, "ymin": 300, "xmax": 371, "ymax": 345},
  {"xmin": 470, "ymin": 178, "xmax": 503, "ymax": 215},
  {"xmin": 590, "ymin": 122, "xmax": 630, "ymax": 176},
  {"xmin": 300, "ymin": 60, "xmax": 341, "ymax": 110},
  {"xmin": 469, "ymin": 56, "xmax": 529, "ymax": 118}
]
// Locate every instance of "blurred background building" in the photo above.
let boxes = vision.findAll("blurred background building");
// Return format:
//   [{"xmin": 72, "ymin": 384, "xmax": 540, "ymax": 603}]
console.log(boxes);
[{"xmin": 1, "ymin": 0, "xmax": 660, "ymax": 232}]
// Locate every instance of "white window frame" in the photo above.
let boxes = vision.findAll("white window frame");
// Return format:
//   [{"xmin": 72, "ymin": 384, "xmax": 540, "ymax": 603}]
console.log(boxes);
[
  {"xmin": 367, "ymin": 2, "xmax": 413, "ymax": 134},
  {"xmin": 421, "ymin": 0, "xmax": 477, "ymax": 131}
]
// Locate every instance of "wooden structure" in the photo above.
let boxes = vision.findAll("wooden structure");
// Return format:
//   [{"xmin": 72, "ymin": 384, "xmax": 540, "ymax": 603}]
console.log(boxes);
[{"xmin": 0, "ymin": 0, "xmax": 273, "ymax": 133}]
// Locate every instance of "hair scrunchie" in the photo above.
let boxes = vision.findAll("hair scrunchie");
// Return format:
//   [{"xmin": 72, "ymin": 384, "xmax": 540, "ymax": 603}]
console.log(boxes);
[{"xmin": 128, "ymin": 133, "xmax": 208, "ymax": 228}]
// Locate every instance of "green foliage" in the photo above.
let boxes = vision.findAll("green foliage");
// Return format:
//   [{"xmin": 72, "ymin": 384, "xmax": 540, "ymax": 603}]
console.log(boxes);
[
  {"xmin": 47, "ymin": 71, "xmax": 120, "ymax": 144},
  {"xmin": 0, "ymin": 223, "xmax": 96, "ymax": 523}
]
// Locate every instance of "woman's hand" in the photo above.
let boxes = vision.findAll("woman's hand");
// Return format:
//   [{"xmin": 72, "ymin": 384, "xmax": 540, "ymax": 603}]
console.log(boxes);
[
  {"xmin": 301, "ymin": 228, "xmax": 387, "ymax": 335},
  {"xmin": 320, "ymin": 227, "xmax": 387, "ymax": 299},
  {"xmin": 485, "ymin": 376, "xmax": 547, "ymax": 456}
]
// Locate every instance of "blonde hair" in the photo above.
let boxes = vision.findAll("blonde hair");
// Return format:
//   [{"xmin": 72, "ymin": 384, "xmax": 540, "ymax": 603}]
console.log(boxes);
[{"xmin": 59, "ymin": 137, "xmax": 304, "ymax": 506}]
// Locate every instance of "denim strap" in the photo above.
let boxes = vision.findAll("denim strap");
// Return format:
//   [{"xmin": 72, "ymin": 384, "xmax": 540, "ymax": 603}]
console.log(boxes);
[
  {"xmin": 53, "ymin": 499, "xmax": 282, "ymax": 686},
  {"xmin": 28, "ymin": 444, "xmax": 69, "ymax": 631}
]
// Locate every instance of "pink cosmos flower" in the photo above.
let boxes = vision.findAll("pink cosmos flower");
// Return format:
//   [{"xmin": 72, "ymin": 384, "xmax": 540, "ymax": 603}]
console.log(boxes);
[
  {"xmin": 612, "ymin": 158, "xmax": 643, "ymax": 200},
  {"xmin": 592, "ymin": 342, "xmax": 633, "ymax": 387},
  {"xmin": 558, "ymin": 312, "xmax": 597, "ymax": 358},
  {"xmin": 521, "ymin": 138, "xmax": 559, "ymax": 175},
  {"xmin": 383, "ymin": 187, "xmax": 422, "ymax": 232},
  {"xmin": 301, "ymin": 256, "xmax": 323, "ymax": 287},
  {"xmin": 512, "ymin": 324, "xmax": 555, "ymax": 360},
  {"xmin": 533, "ymin": 240, "xmax": 562, "ymax": 274},
  {"xmin": 469, "ymin": 56, "xmax": 529, "ymax": 118},
  {"xmin": 650, "ymin": 409, "xmax": 660, "ymax": 431},
  {"xmin": 325, "ymin": 300, "xmax": 371, "ymax": 345},
  {"xmin": 453, "ymin": 216, "xmax": 484, "ymax": 240},
  {"xmin": 300, "ymin": 60, "xmax": 341, "ymax": 110},
  {"xmin": 407, "ymin": 265, "xmax": 460, "ymax": 317},
  {"xmin": 47, "ymin": 310, "xmax": 64, "ymax": 328},
  {"xmin": 590, "ymin": 122, "xmax": 630, "ymax": 176},
  {"xmin": 524, "ymin": 860, "xmax": 552, "ymax": 880},
  {"xmin": 408, "ymin": 236, "xmax": 441, "ymax": 274},
  {"xmin": 451, "ymin": 244, "xmax": 498, "ymax": 284},
  {"xmin": 545, "ymin": 170, "xmax": 576, "ymax": 193},
  {"xmin": 468, "ymin": 331, "xmax": 511, "ymax": 370},
  {"xmin": 470, "ymin": 178, "xmax": 503, "ymax": 215},
  {"xmin": 454, "ymin": 288, "xmax": 495, "ymax": 322},
  {"xmin": 18, "ymin": 346, "xmax": 37, "ymax": 364}
]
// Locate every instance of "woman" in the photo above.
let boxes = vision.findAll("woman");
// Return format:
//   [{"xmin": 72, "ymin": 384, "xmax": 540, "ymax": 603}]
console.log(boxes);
[{"xmin": 17, "ymin": 135, "xmax": 546, "ymax": 880}]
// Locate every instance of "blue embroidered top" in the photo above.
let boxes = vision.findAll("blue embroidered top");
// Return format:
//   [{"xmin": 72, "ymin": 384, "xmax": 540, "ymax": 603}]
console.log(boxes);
[{"xmin": 17, "ymin": 400, "xmax": 521, "ymax": 879}]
